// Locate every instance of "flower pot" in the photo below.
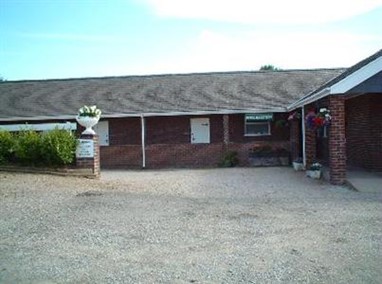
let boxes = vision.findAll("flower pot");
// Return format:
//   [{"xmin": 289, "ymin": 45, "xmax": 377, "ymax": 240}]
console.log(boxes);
[
  {"xmin": 293, "ymin": 162, "xmax": 304, "ymax": 171},
  {"xmin": 306, "ymin": 170, "xmax": 321, "ymax": 179},
  {"xmin": 76, "ymin": 116, "xmax": 100, "ymax": 135}
]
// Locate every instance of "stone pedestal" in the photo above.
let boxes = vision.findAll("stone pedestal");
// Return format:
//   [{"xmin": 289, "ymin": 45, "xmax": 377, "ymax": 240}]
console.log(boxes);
[{"xmin": 76, "ymin": 134, "xmax": 100, "ymax": 178}]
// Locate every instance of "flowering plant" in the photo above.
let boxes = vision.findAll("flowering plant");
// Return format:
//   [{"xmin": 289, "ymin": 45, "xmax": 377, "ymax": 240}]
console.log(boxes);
[
  {"xmin": 77, "ymin": 105, "xmax": 102, "ymax": 118},
  {"xmin": 288, "ymin": 111, "xmax": 301, "ymax": 121},
  {"xmin": 305, "ymin": 108, "xmax": 331, "ymax": 129},
  {"xmin": 308, "ymin": 162, "xmax": 322, "ymax": 171}
]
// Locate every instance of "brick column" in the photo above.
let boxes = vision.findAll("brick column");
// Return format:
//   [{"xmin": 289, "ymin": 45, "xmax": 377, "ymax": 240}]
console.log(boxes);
[
  {"xmin": 289, "ymin": 119, "xmax": 300, "ymax": 161},
  {"xmin": 329, "ymin": 96, "xmax": 346, "ymax": 184},
  {"xmin": 304, "ymin": 106, "xmax": 317, "ymax": 167},
  {"xmin": 76, "ymin": 134, "xmax": 100, "ymax": 178},
  {"xmin": 223, "ymin": 114, "xmax": 230, "ymax": 147}
]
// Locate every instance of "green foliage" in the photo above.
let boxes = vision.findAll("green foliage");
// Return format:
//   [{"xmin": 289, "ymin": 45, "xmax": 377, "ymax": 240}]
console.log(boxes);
[
  {"xmin": 14, "ymin": 130, "xmax": 43, "ymax": 165},
  {"xmin": 41, "ymin": 128, "xmax": 78, "ymax": 166},
  {"xmin": 1, "ymin": 128, "xmax": 77, "ymax": 167},
  {"xmin": 219, "ymin": 151, "xmax": 239, "ymax": 167},
  {"xmin": 260, "ymin": 65, "xmax": 281, "ymax": 71},
  {"xmin": 0, "ymin": 130, "xmax": 14, "ymax": 164}
]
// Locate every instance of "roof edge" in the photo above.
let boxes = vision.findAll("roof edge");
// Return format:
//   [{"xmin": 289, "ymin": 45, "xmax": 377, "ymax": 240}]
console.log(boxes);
[{"xmin": 0, "ymin": 108, "xmax": 288, "ymax": 122}]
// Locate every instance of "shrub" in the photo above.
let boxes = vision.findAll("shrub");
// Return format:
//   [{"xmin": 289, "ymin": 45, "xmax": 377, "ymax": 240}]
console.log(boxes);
[
  {"xmin": 41, "ymin": 128, "xmax": 77, "ymax": 166},
  {"xmin": 14, "ymin": 130, "xmax": 43, "ymax": 166},
  {"xmin": 219, "ymin": 151, "xmax": 239, "ymax": 167},
  {"xmin": 0, "ymin": 130, "xmax": 14, "ymax": 164}
]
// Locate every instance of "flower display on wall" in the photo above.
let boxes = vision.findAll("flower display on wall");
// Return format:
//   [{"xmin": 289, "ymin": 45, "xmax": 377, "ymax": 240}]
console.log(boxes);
[{"xmin": 305, "ymin": 108, "xmax": 331, "ymax": 129}]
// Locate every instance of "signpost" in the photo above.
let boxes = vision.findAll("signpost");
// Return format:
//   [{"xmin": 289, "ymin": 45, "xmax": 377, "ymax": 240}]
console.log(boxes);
[{"xmin": 76, "ymin": 139, "xmax": 94, "ymax": 158}]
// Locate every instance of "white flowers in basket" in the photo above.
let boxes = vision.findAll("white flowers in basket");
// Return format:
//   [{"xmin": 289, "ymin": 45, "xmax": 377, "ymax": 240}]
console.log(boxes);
[
  {"xmin": 76, "ymin": 105, "xmax": 102, "ymax": 135},
  {"xmin": 78, "ymin": 105, "xmax": 102, "ymax": 118}
]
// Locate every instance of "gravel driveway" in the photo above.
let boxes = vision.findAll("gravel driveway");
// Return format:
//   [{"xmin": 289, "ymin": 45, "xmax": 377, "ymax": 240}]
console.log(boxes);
[{"xmin": 1, "ymin": 168, "xmax": 381, "ymax": 283}]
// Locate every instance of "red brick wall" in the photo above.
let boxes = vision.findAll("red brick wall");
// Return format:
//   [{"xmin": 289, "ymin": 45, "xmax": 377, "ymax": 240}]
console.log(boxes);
[
  {"xmin": 109, "ymin": 117, "xmax": 141, "ymax": 145},
  {"xmin": 304, "ymin": 104, "xmax": 317, "ymax": 167},
  {"xmin": 146, "ymin": 143, "xmax": 223, "ymax": 167},
  {"xmin": 100, "ymin": 145, "xmax": 142, "ymax": 168},
  {"xmin": 100, "ymin": 114, "xmax": 290, "ymax": 168},
  {"xmin": 346, "ymin": 94, "xmax": 382, "ymax": 171},
  {"xmin": 146, "ymin": 115, "xmax": 223, "ymax": 144},
  {"xmin": 229, "ymin": 113, "xmax": 289, "ymax": 142},
  {"xmin": 329, "ymin": 96, "xmax": 346, "ymax": 184}
]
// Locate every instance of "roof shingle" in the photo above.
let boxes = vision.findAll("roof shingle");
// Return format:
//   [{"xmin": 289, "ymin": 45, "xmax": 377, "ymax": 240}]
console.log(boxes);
[{"xmin": 0, "ymin": 69, "xmax": 345, "ymax": 120}]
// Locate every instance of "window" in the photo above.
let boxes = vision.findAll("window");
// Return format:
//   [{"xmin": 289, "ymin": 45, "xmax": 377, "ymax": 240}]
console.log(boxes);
[{"xmin": 244, "ymin": 114, "xmax": 272, "ymax": 136}]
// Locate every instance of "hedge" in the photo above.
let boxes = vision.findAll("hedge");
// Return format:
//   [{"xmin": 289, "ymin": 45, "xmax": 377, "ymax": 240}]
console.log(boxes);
[{"xmin": 0, "ymin": 128, "xmax": 77, "ymax": 167}]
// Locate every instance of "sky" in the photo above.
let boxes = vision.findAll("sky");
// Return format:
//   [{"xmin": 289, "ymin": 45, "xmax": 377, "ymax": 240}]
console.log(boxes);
[{"xmin": 1, "ymin": 0, "xmax": 382, "ymax": 80}]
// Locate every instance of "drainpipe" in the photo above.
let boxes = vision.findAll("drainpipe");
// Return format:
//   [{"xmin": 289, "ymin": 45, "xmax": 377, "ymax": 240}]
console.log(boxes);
[
  {"xmin": 301, "ymin": 106, "xmax": 306, "ymax": 167},
  {"xmin": 141, "ymin": 114, "xmax": 146, "ymax": 168}
]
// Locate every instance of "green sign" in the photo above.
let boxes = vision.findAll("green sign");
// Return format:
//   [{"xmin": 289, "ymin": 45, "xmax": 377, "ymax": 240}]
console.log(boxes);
[{"xmin": 245, "ymin": 113, "xmax": 273, "ymax": 122}]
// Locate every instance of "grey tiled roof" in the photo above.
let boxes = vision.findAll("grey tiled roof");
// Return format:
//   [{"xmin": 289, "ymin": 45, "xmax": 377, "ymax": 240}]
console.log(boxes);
[{"xmin": 0, "ymin": 69, "xmax": 345, "ymax": 120}]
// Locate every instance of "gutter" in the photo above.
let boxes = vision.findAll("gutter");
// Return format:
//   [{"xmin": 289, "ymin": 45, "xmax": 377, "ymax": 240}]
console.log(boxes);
[
  {"xmin": 140, "ymin": 114, "xmax": 146, "ymax": 169},
  {"xmin": 0, "ymin": 108, "xmax": 287, "ymax": 122},
  {"xmin": 287, "ymin": 88, "xmax": 330, "ymax": 111}
]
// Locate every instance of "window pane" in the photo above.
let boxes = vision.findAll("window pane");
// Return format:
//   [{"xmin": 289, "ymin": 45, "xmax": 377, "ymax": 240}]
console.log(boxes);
[{"xmin": 245, "ymin": 122, "xmax": 270, "ymax": 135}]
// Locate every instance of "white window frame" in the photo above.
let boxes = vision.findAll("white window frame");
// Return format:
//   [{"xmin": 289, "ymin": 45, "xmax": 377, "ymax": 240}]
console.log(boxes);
[{"xmin": 244, "ymin": 120, "xmax": 271, "ymax": 137}]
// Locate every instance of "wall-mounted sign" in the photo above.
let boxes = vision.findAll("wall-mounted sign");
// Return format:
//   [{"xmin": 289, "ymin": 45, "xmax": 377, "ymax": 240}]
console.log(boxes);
[
  {"xmin": 245, "ymin": 113, "xmax": 273, "ymax": 122},
  {"xmin": 76, "ymin": 139, "xmax": 94, "ymax": 158}
]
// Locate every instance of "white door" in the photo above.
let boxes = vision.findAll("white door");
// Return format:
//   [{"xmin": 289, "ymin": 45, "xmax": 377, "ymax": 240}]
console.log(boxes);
[
  {"xmin": 93, "ymin": 120, "xmax": 109, "ymax": 146},
  {"xmin": 191, "ymin": 118, "xmax": 210, "ymax": 144}
]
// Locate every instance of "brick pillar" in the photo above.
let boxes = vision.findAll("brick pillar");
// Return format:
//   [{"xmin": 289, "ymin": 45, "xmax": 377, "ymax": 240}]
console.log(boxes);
[
  {"xmin": 329, "ymin": 96, "xmax": 346, "ymax": 184},
  {"xmin": 223, "ymin": 114, "xmax": 230, "ymax": 147},
  {"xmin": 289, "ymin": 119, "xmax": 300, "ymax": 161},
  {"xmin": 76, "ymin": 134, "xmax": 100, "ymax": 178},
  {"xmin": 305, "ymin": 106, "xmax": 317, "ymax": 167}
]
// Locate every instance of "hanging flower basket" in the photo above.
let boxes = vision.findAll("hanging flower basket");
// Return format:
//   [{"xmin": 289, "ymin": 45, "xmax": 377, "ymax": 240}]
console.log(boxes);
[
  {"xmin": 305, "ymin": 108, "xmax": 331, "ymax": 130},
  {"xmin": 288, "ymin": 111, "xmax": 301, "ymax": 121},
  {"xmin": 76, "ymin": 105, "xmax": 102, "ymax": 135}
]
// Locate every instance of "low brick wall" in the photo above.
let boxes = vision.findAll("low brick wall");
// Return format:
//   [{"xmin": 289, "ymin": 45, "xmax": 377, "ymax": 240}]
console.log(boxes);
[
  {"xmin": 100, "ymin": 145, "xmax": 142, "ymax": 168},
  {"xmin": 99, "ymin": 141, "xmax": 290, "ymax": 169}
]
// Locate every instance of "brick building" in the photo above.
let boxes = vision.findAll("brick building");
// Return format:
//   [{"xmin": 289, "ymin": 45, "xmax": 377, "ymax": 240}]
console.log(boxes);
[
  {"xmin": 288, "ymin": 49, "xmax": 382, "ymax": 184},
  {"xmin": 1, "ymin": 49, "xmax": 381, "ymax": 184}
]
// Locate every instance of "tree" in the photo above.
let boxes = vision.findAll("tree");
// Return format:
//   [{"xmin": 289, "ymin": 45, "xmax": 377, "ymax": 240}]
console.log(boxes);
[{"xmin": 259, "ymin": 65, "xmax": 281, "ymax": 71}]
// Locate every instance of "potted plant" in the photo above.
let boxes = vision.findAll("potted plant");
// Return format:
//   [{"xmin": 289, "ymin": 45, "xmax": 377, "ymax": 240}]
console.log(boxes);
[
  {"xmin": 306, "ymin": 162, "xmax": 322, "ymax": 179},
  {"xmin": 292, "ymin": 157, "xmax": 304, "ymax": 171},
  {"xmin": 76, "ymin": 105, "xmax": 102, "ymax": 135}
]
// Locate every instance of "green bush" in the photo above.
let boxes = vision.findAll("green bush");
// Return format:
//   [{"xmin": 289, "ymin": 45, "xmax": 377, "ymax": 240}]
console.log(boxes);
[
  {"xmin": 0, "ymin": 130, "xmax": 14, "ymax": 164},
  {"xmin": 219, "ymin": 151, "xmax": 239, "ymax": 167},
  {"xmin": 0, "ymin": 128, "xmax": 78, "ymax": 167},
  {"xmin": 14, "ymin": 130, "xmax": 43, "ymax": 166},
  {"xmin": 41, "ymin": 128, "xmax": 77, "ymax": 166}
]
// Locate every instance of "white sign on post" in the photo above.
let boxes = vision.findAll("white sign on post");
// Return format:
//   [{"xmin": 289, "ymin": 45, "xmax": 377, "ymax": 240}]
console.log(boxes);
[{"xmin": 76, "ymin": 139, "xmax": 94, "ymax": 158}]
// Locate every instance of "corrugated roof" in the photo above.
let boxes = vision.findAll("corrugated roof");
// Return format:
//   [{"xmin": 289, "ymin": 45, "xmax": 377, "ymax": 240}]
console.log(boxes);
[{"xmin": 0, "ymin": 69, "xmax": 345, "ymax": 120}]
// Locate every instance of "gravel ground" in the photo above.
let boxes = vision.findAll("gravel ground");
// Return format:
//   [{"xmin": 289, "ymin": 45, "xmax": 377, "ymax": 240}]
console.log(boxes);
[{"xmin": 0, "ymin": 167, "xmax": 381, "ymax": 283}]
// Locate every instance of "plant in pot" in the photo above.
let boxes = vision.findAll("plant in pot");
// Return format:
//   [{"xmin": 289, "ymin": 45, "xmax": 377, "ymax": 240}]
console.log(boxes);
[
  {"xmin": 292, "ymin": 157, "xmax": 304, "ymax": 171},
  {"xmin": 76, "ymin": 105, "xmax": 102, "ymax": 135},
  {"xmin": 306, "ymin": 162, "xmax": 322, "ymax": 179}
]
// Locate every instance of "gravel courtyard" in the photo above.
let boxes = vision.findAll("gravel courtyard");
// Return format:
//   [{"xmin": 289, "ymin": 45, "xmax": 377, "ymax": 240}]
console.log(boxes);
[{"xmin": 1, "ymin": 167, "xmax": 381, "ymax": 283}]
